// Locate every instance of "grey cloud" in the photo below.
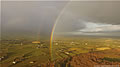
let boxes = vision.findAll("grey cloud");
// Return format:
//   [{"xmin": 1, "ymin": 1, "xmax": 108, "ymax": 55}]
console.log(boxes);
[
  {"xmin": 2, "ymin": 1, "xmax": 67, "ymax": 36},
  {"xmin": 54, "ymin": 1, "xmax": 120, "ymax": 37},
  {"xmin": 67, "ymin": 1, "xmax": 120, "ymax": 25},
  {"xmin": 2, "ymin": 1, "xmax": 120, "ymax": 37},
  {"xmin": 55, "ymin": 11, "xmax": 86, "ymax": 32}
]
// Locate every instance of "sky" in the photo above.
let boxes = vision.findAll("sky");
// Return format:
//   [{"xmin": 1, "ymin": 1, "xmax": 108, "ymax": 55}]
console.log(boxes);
[
  {"xmin": 54, "ymin": 1, "xmax": 120, "ymax": 36},
  {"xmin": 1, "ymin": 1, "xmax": 120, "ymax": 37},
  {"xmin": 1, "ymin": 1, "xmax": 67, "ymax": 37}
]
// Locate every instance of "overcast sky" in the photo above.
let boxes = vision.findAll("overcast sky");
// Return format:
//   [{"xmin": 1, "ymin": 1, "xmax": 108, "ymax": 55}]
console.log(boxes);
[
  {"xmin": 55, "ymin": 1, "xmax": 120, "ymax": 36},
  {"xmin": 1, "ymin": 1, "xmax": 67, "ymax": 36},
  {"xmin": 1, "ymin": 1, "xmax": 120, "ymax": 37}
]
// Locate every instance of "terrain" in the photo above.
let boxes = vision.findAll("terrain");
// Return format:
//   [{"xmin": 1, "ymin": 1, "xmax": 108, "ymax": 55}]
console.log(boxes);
[
  {"xmin": 52, "ymin": 48, "xmax": 120, "ymax": 67},
  {"xmin": 0, "ymin": 36, "xmax": 120, "ymax": 67}
]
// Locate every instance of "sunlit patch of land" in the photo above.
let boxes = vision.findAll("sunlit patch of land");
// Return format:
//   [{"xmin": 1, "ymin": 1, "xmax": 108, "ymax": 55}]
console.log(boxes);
[{"xmin": 96, "ymin": 47, "xmax": 111, "ymax": 50}]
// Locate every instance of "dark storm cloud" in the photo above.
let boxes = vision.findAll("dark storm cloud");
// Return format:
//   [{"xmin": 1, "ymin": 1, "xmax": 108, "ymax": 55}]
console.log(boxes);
[
  {"xmin": 55, "ymin": 11, "xmax": 86, "ymax": 32},
  {"xmin": 1, "ymin": 1, "xmax": 67, "ymax": 36},
  {"xmin": 68, "ymin": 1, "xmax": 120, "ymax": 25},
  {"xmin": 53, "ymin": 1, "xmax": 120, "ymax": 36},
  {"xmin": 2, "ymin": 1, "xmax": 120, "ymax": 37}
]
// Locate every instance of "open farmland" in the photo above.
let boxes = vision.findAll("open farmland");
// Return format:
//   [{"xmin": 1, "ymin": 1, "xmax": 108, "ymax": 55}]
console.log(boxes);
[{"xmin": 0, "ymin": 36, "xmax": 120, "ymax": 67}]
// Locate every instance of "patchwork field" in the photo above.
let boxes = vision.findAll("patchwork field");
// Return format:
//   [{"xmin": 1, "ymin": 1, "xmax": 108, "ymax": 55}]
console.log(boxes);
[{"xmin": 0, "ymin": 36, "xmax": 120, "ymax": 67}]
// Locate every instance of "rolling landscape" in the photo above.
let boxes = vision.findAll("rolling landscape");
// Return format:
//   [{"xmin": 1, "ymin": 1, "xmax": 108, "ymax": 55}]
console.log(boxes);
[{"xmin": 1, "ymin": 35, "xmax": 120, "ymax": 67}]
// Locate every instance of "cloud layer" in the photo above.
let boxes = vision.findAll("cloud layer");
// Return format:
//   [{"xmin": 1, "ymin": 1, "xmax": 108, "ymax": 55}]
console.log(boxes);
[
  {"xmin": 54, "ymin": 1, "xmax": 120, "ymax": 36},
  {"xmin": 1, "ymin": 1, "xmax": 120, "ymax": 37},
  {"xmin": 1, "ymin": 1, "xmax": 67, "ymax": 36}
]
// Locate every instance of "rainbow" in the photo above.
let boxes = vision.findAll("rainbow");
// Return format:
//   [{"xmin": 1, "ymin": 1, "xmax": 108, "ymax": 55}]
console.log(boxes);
[{"xmin": 49, "ymin": 1, "xmax": 71, "ymax": 61}]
